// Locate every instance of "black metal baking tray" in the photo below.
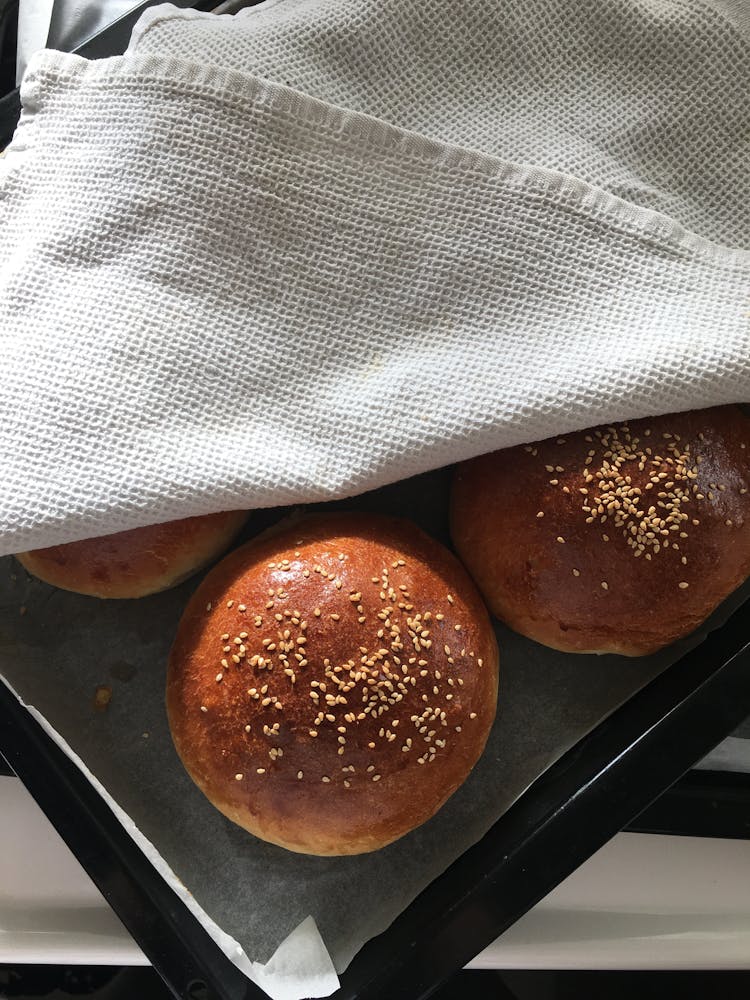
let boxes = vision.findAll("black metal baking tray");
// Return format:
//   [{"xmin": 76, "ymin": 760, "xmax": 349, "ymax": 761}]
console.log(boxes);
[{"xmin": 2, "ymin": 525, "xmax": 750, "ymax": 1000}]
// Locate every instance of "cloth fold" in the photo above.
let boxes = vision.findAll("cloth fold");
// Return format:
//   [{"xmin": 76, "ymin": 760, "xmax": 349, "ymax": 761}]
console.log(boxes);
[{"xmin": 1, "ymin": 0, "xmax": 749, "ymax": 557}]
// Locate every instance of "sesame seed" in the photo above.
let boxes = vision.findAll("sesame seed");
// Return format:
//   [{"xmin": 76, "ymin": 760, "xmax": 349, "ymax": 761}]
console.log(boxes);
[
  {"xmin": 226, "ymin": 601, "xmax": 234, "ymax": 609},
  {"xmin": 235, "ymin": 773, "xmax": 243, "ymax": 781},
  {"xmin": 200, "ymin": 705, "xmax": 208, "ymax": 713},
  {"xmin": 297, "ymin": 771, "xmax": 303, "ymax": 780},
  {"xmin": 556, "ymin": 536, "xmax": 565, "ymax": 544},
  {"xmin": 536, "ymin": 511, "xmax": 545, "ymax": 518},
  {"xmin": 678, "ymin": 581, "xmax": 689, "ymax": 589},
  {"xmin": 600, "ymin": 581, "xmax": 608, "ymax": 590},
  {"xmin": 572, "ymin": 568, "xmax": 580, "ymax": 577},
  {"xmin": 256, "ymin": 768, "xmax": 265, "ymax": 774}
]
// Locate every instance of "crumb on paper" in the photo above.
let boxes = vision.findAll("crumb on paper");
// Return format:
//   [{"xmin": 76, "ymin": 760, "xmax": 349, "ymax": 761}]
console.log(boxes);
[
  {"xmin": 19, "ymin": 606, "xmax": 26, "ymax": 616},
  {"xmin": 142, "ymin": 732, "xmax": 149, "ymax": 739},
  {"xmin": 93, "ymin": 685, "xmax": 112, "ymax": 712}
]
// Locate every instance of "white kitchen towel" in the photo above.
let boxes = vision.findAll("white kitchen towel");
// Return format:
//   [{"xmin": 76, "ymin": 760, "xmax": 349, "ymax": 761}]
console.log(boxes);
[
  {"xmin": 1, "ymin": 0, "xmax": 749, "ymax": 556},
  {"xmin": 129, "ymin": 0, "xmax": 750, "ymax": 247}
]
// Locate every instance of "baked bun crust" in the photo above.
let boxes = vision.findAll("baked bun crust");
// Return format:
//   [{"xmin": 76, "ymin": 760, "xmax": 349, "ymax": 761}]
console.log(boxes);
[
  {"xmin": 16, "ymin": 511, "xmax": 249, "ymax": 599},
  {"xmin": 167, "ymin": 513, "xmax": 499, "ymax": 855},
  {"xmin": 451, "ymin": 406, "xmax": 750, "ymax": 656}
]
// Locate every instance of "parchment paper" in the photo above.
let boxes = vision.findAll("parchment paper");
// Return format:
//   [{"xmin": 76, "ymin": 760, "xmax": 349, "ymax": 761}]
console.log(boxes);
[{"xmin": 1, "ymin": 467, "xmax": 747, "ymax": 996}]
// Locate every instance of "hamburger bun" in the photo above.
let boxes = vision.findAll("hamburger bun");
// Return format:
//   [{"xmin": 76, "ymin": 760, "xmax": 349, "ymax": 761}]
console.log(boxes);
[
  {"xmin": 16, "ymin": 511, "xmax": 249, "ymax": 599},
  {"xmin": 451, "ymin": 406, "xmax": 750, "ymax": 656},
  {"xmin": 167, "ymin": 513, "xmax": 499, "ymax": 855}
]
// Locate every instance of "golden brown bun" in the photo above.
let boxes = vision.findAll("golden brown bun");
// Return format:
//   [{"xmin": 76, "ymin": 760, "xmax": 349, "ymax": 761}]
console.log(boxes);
[
  {"xmin": 451, "ymin": 406, "xmax": 750, "ymax": 656},
  {"xmin": 167, "ymin": 513, "xmax": 499, "ymax": 855},
  {"xmin": 16, "ymin": 511, "xmax": 249, "ymax": 599}
]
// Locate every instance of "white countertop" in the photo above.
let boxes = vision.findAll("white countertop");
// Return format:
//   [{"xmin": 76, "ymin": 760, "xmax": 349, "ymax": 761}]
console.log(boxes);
[{"xmin": 1, "ymin": 775, "xmax": 749, "ymax": 970}]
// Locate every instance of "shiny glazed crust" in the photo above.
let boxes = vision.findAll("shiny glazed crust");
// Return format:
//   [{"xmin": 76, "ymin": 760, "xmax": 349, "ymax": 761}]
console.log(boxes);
[
  {"xmin": 451, "ymin": 406, "xmax": 750, "ymax": 656},
  {"xmin": 167, "ymin": 513, "xmax": 499, "ymax": 855},
  {"xmin": 15, "ymin": 511, "xmax": 249, "ymax": 599}
]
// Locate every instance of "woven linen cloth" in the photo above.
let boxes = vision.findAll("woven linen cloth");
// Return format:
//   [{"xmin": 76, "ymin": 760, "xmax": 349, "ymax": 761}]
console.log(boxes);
[
  {"xmin": 130, "ymin": 0, "xmax": 750, "ymax": 247},
  {"xmin": 1, "ymin": 0, "xmax": 749, "ymax": 554}
]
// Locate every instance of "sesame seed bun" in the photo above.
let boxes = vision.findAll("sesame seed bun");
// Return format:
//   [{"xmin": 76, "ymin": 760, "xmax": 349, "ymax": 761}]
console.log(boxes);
[
  {"xmin": 451, "ymin": 405, "xmax": 750, "ymax": 657},
  {"xmin": 15, "ymin": 511, "xmax": 249, "ymax": 599},
  {"xmin": 166, "ymin": 513, "xmax": 499, "ymax": 856}
]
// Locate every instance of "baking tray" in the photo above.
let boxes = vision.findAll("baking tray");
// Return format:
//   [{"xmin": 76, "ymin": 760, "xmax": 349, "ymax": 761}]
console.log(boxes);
[
  {"xmin": 3, "ymin": 4, "xmax": 750, "ymax": 998},
  {"xmin": 2, "ymin": 492, "xmax": 750, "ymax": 1000}
]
